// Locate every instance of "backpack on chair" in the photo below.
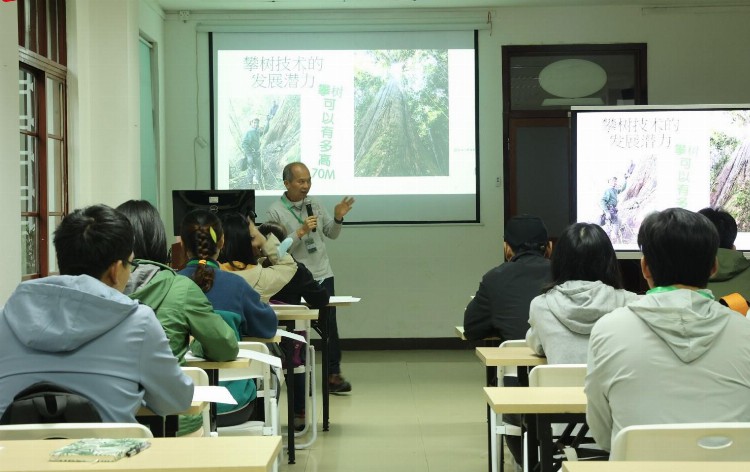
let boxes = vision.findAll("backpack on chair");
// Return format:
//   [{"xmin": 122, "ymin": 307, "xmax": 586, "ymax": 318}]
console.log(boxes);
[{"xmin": 0, "ymin": 382, "xmax": 101, "ymax": 425}]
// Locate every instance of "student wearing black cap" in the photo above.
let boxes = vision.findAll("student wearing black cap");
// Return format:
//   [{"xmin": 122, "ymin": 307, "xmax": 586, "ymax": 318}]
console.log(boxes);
[
  {"xmin": 463, "ymin": 214, "xmax": 553, "ymax": 342},
  {"xmin": 463, "ymin": 214, "xmax": 553, "ymax": 470}
]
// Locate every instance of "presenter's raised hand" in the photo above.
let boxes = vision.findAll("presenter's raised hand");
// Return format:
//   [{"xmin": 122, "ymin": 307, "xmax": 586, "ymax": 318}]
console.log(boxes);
[{"xmin": 334, "ymin": 197, "xmax": 355, "ymax": 220}]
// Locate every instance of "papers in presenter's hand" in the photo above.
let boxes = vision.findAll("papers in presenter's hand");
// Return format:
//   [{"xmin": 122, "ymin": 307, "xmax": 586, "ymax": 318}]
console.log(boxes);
[{"xmin": 49, "ymin": 438, "xmax": 151, "ymax": 462}]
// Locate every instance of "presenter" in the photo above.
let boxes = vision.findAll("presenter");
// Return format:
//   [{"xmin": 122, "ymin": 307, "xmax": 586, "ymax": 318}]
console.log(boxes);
[{"xmin": 267, "ymin": 162, "xmax": 355, "ymax": 394}]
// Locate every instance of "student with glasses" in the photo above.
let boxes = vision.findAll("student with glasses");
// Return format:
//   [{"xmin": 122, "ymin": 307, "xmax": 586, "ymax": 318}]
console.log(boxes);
[{"xmin": 0, "ymin": 204, "xmax": 194, "ymax": 424}]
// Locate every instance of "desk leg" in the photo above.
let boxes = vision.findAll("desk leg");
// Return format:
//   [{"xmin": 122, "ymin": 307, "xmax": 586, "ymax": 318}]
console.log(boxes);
[
  {"xmin": 526, "ymin": 414, "xmax": 540, "ymax": 472},
  {"xmin": 281, "ymin": 321, "xmax": 296, "ymax": 463},
  {"xmin": 137, "ymin": 415, "xmax": 165, "ymax": 437},
  {"xmin": 312, "ymin": 310, "xmax": 330, "ymax": 432},
  {"xmin": 164, "ymin": 415, "xmax": 179, "ymax": 437},
  {"xmin": 206, "ymin": 369, "xmax": 218, "ymax": 433},
  {"xmin": 485, "ymin": 365, "xmax": 496, "ymax": 472}
]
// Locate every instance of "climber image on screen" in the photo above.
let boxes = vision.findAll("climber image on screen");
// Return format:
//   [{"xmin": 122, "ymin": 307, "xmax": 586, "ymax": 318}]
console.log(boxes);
[{"xmin": 573, "ymin": 106, "xmax": 750, "ymax": 251}]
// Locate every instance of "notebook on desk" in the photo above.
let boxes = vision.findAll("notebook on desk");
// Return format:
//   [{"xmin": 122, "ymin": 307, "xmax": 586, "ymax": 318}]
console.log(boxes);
[{"xmin": 49, "ymin": 438, "xmax": 151, "ymax": 462}]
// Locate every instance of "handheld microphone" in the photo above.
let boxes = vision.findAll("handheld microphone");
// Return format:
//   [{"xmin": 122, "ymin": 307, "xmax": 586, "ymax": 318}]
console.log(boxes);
[{"xmin": 305, "ymin": 200, "xmax": 316, "ymax": 232}]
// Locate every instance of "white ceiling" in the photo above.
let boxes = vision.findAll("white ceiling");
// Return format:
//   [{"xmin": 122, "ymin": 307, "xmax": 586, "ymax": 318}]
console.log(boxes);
[{"xmin": 155, "ymin": 0, "xmax": 750, "ymax": 13}]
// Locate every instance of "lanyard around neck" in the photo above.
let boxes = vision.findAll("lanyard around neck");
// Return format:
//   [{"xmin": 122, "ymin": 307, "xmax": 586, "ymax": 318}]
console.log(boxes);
[
  {"xmin": 647, "ymin": 285, "xmax": 715, "ymax": 300},
  {"xmin": 281, "ymin": 194, "xmax": 305, "ymax": 225}
]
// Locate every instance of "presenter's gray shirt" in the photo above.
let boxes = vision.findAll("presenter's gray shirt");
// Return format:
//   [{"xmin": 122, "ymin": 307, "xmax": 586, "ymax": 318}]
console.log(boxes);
[{"xmin": 267, "ymin": 195, "xmax": 342, "ymax": 281}]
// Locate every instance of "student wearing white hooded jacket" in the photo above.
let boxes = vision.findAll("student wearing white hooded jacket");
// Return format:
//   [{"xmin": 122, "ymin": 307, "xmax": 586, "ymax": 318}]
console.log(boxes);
[
  {"xmin": 526, "ymin": 223, "xmax": 639, "ymax": 364},
  {"xmin": 585, "ymin": 208, "xmax": 750, "ymax": 452}
]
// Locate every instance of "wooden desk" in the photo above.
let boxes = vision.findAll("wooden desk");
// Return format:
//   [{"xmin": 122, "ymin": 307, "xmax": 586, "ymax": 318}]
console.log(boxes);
[
  {"xmin": 0, "ymin": 436, "xmax": 282, "ymax": 472},
  {"xmin": 137, "ymin": 401, "xmax": 207, "ymax": 417},
  {"xmin": 485, "ymin": 387, "xmax": 589, "ymax": 472},
  {"xmin": 275, "ymin": 310, "xmax": 319, "ymax": 322},
  {"xmin": 456, "ymin": 325, "xmax": 468, "ymax": 340},
  {"xmin": 475, "ymin": 346, "xmax": 547, "ymax": 368},
  {"xmin": 183, "ymin": 359, "xmax": 251, "ymax": 370},
  {"xmin": 484, "ymin": 387, "xmax": 586, "ymax": 414},
  {"xmin": 136, "ymin": 401, "xmax": 208, "ymax": 438},
  {"xmin": 478, "ymin": 346, "xmax": 547, "ymax": 472},
  {"xmin": 455, "ymin": 325, "xmax": 500, "ymax": 341},
  {"xmin": 563, "ymin": 463, "xmax": 750, "ymax": 472},
  {"xmin": 242, "ymin": 335, "xmax": 281, "ymax": 343}
]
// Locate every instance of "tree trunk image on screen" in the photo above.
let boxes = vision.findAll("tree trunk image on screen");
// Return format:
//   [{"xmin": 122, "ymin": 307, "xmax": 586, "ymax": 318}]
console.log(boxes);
[
  {"xmin": 710, "ymin": 111, "xmax": 750, "ymax": 230},
  {"xmin": 711, "ymin": 134, "xmax": 750, "ymax": 231},
  {"xmin": 353, "ymin": 50, "xmax": 449, "ymax": 177}
]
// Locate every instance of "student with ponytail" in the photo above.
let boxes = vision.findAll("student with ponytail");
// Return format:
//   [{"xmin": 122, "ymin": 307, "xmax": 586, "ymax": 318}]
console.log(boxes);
[{"xmin": 177, "ymin": 209, "xmax": 277, "ymax": 426}]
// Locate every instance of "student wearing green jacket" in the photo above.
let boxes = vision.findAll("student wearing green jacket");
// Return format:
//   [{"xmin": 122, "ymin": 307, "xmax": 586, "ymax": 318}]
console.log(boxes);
[
  {"xmin": 699, "ymin": 207, "xmax": 750, "ymax": 301},
  {"xmin": 117, "ymin": 200, "xmax": 239, "ymax": 436}
]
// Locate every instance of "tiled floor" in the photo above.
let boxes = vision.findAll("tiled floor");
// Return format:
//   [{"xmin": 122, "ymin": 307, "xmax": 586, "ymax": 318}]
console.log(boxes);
[{"xmin": 278, "ymin": 349, "xmax": 499, "ymax": 472}]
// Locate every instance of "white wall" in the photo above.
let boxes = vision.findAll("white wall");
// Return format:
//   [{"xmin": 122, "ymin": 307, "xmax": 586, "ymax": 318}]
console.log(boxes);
[
  {"xmin": 67, "ymin": 0, "xmax": 141, "ymax": 209},
  {"xmin": 139, "ymin": 0, "xmax": 168, "ymax": 209},
  {"xmin": 156, "ymin": 5, "xmax": 750, "ymax": 339},
  {"xmin": 0, "ymin": 2, "xmax": 22, "ymax": 302}
]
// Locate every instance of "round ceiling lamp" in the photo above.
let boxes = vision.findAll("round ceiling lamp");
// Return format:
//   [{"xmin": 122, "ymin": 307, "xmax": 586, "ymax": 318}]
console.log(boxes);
[{"xmin": 538, "ymin": 59, "xmax": 607, "ymax": 98}]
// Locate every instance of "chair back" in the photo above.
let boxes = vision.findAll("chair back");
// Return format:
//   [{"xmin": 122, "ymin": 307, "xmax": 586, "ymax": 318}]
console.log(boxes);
[
  {"xmin": 610, "ymin": 422, "xmax": 750, "ymax": 461},
  {"xmin": 528, "ymin": 364, "xmax": 587, "ymax": 387},
  {"xmin": 497, "ymin": 339, "xmax": 527, "ymax": 379},
  {"xmin": 0, "ymin": 422, "xmax": 153, "ymax": 440},
  {"xmin": 180, "ymin": 367, "xmax": 211, "ymax": 436}
]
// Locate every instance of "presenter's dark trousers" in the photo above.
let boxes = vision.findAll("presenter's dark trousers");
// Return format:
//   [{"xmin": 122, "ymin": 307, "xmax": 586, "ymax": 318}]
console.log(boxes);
[{"xmin": 320, "ymin": 277, "xmax": 342, "ymax": 375}]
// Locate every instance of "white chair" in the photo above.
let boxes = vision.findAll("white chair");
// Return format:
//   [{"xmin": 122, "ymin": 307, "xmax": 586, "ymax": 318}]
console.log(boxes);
[
  {"xmin": 528, "ymin": 364, "xmax": 587, "ymax": 388},
  {"xmin": 490, "ymin": 339, "xmax": 527, "ymax": 472},
  {"xmin": 527, "ymin": 364, "xmax": 601, "ymax": 470},
  {"xmin": 217, "ymin": 342, "xmax": 280, "ymax": 438},
  {"xmin": 0, "ymin": 422, "xmax": 153, "ymax": 440},
  {"xmin": 610, "ymin": 422, "xmax": 750, "ymax": 461},
  {"xmin": 181, "ymin": 366, "xmax": 211, "ymax": 437}
]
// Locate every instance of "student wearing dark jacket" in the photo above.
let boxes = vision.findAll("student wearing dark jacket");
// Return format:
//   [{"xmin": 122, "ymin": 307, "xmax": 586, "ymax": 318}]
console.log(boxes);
[{"xmin": 464, "ymin": 215, "xmax": 552, "ymax": 342}]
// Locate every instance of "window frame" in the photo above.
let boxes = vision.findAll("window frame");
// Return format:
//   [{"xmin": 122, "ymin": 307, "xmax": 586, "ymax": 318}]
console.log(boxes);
[{"xmin": 18, "ymin": 0, "xmax": 68, "ymax": 280}]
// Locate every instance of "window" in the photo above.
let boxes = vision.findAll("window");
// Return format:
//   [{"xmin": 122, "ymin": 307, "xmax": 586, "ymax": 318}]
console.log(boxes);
[{"xmin": 18, "ymin": 0, "xmax": 67, "ymax": 279}]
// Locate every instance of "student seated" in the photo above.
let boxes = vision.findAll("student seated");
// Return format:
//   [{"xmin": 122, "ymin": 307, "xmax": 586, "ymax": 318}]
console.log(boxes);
[
  {"xmin": 218, "ymin": 212, "xmax": 297, "ymax": 303},
  {"xmin": 178, "ymin": 209, "xmax": 278, "ymax": 426},
  {"xmin": 699, "ymin": 207, "xmax": 750, "ymax": 300},
  {"xmin": 463, "ymin": 214, "xmax": 552, "ymax": 342},
  {"xmin": 117, "ymin": 200, "xmax": 239, "ymax": 436},
  {"xmin": 117, "ymin": 200, "xmax": 239, "ymax": 364},
  {"xmin": 526, "ymin": 223, "xmax": 639, "ymax": 364},
  {"xmin": 463, "ymin": 214, "xmax": 552, "ymax": 469},
  {"xmin": 0, "ymin": 205, "xmax": 194, "ymax": 423},
  {"xmin": 585, "ymin": 208, "xmax": 750, "ymax": 451}
]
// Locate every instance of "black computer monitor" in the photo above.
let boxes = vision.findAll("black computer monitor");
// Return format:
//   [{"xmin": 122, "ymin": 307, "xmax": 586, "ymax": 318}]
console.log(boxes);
[{"xmin": 171, "ymin": 189, "xmax": 255, "ymax": 236}]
